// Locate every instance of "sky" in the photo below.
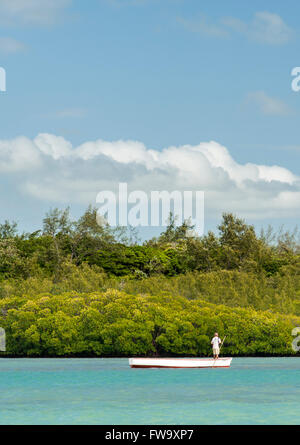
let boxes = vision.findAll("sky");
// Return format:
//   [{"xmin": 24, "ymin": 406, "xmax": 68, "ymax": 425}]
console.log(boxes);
[{"xmin": 0, "ymin": 0, "xmax": 300, "ymax": 238}]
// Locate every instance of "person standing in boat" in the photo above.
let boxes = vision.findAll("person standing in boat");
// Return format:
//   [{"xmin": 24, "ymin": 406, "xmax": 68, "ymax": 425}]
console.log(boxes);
[{"xmin": 211, "ymin": 333, "xmax": 222, "ymax": 359}]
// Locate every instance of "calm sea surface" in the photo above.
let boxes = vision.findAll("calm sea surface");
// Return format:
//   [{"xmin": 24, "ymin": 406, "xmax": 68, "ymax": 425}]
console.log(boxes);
[{"xmin": 0, "ymin": 357, "xmax": 300, "ymax": 425}]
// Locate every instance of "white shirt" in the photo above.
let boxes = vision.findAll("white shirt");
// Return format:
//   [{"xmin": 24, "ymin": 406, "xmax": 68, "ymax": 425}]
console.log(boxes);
[{"xmin": 211, "ymin": 337, "xmax": 221, "ymax": 348}]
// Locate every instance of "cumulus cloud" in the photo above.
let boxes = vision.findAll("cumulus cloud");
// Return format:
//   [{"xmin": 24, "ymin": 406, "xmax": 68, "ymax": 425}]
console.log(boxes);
[
  {"xmin": 0, "ymin": 134, "xmax": 299, "ymax": 221},
  {"xmin": 246, "ymin": 91, "xmax": 292, "ymax": 116},
  {"xmin": 0, "ymin": 0, "xmax": 72, "ymax": 26},
  {"xmin": 0, "ymin": 136, "xmax": 41, "ymax": 172}
]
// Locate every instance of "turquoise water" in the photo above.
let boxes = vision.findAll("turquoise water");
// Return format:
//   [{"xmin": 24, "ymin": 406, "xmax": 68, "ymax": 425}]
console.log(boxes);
[{"xmin": 0, "ymin": 357, "xmax": 300, "ymax": 425}]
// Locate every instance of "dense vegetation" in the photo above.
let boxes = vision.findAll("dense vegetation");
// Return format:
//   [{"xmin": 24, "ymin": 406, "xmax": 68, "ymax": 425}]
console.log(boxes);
[
  {"xmin": 1, "ymin": 291, "xmax": 297, "ymax": 357},
  {"xmin": 0, "ymin": 207, "xmax": 299, "ymax": 357}
]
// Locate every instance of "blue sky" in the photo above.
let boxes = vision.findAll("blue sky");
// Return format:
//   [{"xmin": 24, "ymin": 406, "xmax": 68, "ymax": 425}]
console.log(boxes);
[{"xmin": 0, "ymin": 0, "xmax": 300, "ymax": 237}]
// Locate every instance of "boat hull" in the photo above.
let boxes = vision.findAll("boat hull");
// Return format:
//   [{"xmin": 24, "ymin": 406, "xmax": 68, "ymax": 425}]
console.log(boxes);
[{"xmin": 129, "ymin": 357, "xmax": 232, "ymax": 369}]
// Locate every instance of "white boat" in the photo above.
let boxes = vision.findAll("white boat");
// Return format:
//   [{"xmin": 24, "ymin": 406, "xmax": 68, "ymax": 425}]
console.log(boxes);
[{"xmin": 129, "ymin": 357, "xmax": 232, "ymax": 369}]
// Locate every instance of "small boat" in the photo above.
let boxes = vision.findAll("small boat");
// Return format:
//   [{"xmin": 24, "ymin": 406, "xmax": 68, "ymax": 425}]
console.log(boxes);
[{"xmin": 129, "ymin": 357, "xmax": 232, "ymax": 369}]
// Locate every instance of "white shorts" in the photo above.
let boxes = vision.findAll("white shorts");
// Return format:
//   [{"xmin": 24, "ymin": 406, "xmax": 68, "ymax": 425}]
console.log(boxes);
[{"xmin": 213, "ymin": 347, "xmax": 220, "ymax": 355}]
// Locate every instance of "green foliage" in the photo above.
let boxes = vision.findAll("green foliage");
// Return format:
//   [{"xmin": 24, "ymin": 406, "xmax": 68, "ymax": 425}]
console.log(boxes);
[
  {"xmin": 0, "ymin": 210, "xmax": 298, "ymax": 280},
  {"xmin": 88, "ymin": 244, "xmax": 188, "ymax": 277},
  {"xmin": 0, "ymin": 210, "xmax": 299, "ymax": 357},
  {"xmin": 0, "ymin": 291, "xmax": 297, "ymax": 357},
  {"xmin": 0, "ymin": 220, "xmax": 18, "ymax": 239}
]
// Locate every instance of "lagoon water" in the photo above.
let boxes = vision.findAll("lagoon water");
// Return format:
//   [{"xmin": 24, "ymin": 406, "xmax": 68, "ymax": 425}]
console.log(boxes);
[{"xmin": 0, "ymin": 357, "xmax": 300, "ymax": 425}]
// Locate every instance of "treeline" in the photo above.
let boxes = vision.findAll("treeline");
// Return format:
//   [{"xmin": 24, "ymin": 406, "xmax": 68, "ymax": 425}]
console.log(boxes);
[
  {"xmin": 0, "ymin": 207, "xmax": 299, "ymax": 280},
  {"xmin": 0, "ymin": 291, "xmax": 298, "ymax": 357},
  {"xmin": 1, "ymin": 264, "xmax": 300, "ymax": 316},
  {"xmin": 0, "ymin": 208, "xmax": 299, "ymax": 356}
]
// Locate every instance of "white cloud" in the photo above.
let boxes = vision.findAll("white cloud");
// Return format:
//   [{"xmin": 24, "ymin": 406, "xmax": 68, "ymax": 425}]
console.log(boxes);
[
  {"xmin": 0, "ymin": 136, "xmax": 41, "ymax": 172},
  {"xmin": 34, "ymin": 134, "xmax": 72, "ymax": 159},
  {"xmin": 179, "ymin": 11, "xmax": 293, "ymax": 45},
  {"xmin": 0, "ymin": 0, "xmax": 72, "ymax": 26},
  {"xmin": 247, "ymin": 91, "xmax": 291, "ymax": 116},
  {"xmin": 222, "ymin": 11, "xmax": 293, "ymax": 45},
  {"xmin": 0, "ymin": 134, "xmax": 299, "ymax": 221},
  {"xmin": 177, "ymin": 16, "xmax": 228, "ymax": 38},
  {"xmin": 0, "ymin": 37, "xmax": 25, "ymax": 53}
]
